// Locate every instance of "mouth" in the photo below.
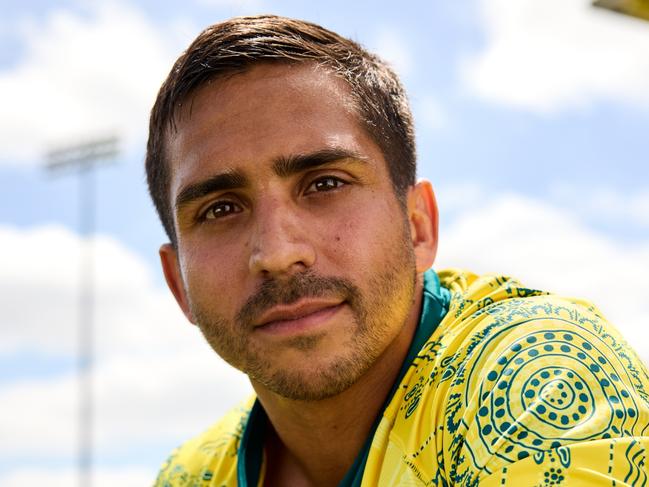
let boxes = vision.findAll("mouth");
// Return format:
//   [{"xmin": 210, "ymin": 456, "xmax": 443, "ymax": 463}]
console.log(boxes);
[{"xmin": 254, "ymin": 299, "xmax": 346, "ymax": 335}]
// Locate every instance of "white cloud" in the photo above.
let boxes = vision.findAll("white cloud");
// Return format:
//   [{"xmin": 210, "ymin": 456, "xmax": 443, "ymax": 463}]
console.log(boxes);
[
  {"xmin": 436, "ymin": 190, "xmax": 649, "ymax": 365},
  {"xmin": 462, "ymin": 0, "xmax": 649, "ymax": 113},
  {"xmin": 434, "ymin": 182, "xmax": 485, "ymax": 214},
  {"xmin": 0, "ymin": 224, "xmax": 175, "ymax": 356},
  {"xmin": 196, "ymin": 0, "xmax": 263, "ymax": 8},
  {"xmin": 0, "ymin": 2, "xmax": 194, "ymax": 164},
  {"xmin": 551, "ymin": 184, "xmax": 649, "ymax": 228},
  {"xmin": 370, "ymin": 30, "xmax": 448, "ymax": 131},
  {"xmin": 413, "ymin": 94, "xmax": 447, "ymax": 131},
  {"xmin": 0, "ymin": 351, "xmax": 251, "ymax": 458},
  {"xmin": 0, "ymin": 224, "xmax": 252, "ymax": 460},
  {"xmin": 371, "ymin": 28, "xmax": 414, "ymax": 78},
  {"xmin": 0, "ymin": 466, "xmax": 155, "ymax": 487}
]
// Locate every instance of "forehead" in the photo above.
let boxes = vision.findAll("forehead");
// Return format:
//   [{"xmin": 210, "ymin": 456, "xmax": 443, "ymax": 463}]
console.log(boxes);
[{"xmin": 165, "ymin": 63, "xmax": 385, "ymax": 192}]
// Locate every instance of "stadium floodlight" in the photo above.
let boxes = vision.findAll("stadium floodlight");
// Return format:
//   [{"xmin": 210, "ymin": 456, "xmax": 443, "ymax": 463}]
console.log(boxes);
[
  {"xmin": 46, "ymin": 136, "xmax": 119, "ymax": 172},
  {"xmin": 45, "ymin": 135, "xmax": 120, "ymax": 487}
]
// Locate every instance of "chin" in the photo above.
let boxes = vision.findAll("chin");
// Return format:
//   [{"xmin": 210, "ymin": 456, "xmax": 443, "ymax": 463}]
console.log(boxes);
[
  {"xmin": 259, "ymin": 367, "xmax": 361, "ymax": 402},
  {"xmin": 247, "ymin": 343, "xmax": 383, "ymax": 401}
]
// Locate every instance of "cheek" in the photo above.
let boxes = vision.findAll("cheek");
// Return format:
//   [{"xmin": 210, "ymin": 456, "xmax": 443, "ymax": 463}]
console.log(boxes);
[
  {"xmin": 181, "ymin": 241, "xmax": 249, "ymax": 313},
  {"xmin": 320, "ymin": 204, "xmax": 400, "ymax": 271}
]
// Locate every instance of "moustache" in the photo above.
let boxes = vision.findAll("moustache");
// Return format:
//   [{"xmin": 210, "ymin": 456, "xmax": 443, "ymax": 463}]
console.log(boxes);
[{"xmin": 236, "ymin": 271, "xmax": 360, "ymax": 328}]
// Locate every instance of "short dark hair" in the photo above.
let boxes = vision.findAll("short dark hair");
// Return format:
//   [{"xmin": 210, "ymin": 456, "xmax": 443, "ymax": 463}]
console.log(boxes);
[{"xmin": 146, "ymin": 14, "xmax": 416, "ymax": 246}]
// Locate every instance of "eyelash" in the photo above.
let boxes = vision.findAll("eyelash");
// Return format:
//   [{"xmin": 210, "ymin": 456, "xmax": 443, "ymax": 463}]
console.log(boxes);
[
  {"xmin": 305, "ymin": 176, "xmax": 346, "ymax": 194},
  {"xmin": 199, "ymin": 176, "xmax": 348, "ymax": 222},
  {"xmin": 202, "ymin": 200, "xmax": 241, "ymax": 220}
]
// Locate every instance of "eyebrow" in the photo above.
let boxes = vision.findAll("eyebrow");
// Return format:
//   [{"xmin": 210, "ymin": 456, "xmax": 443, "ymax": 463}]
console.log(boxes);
[
  {"xmin": 272, "ymin": 147, "xmax": 369, "ymax": 178},
  {"xmin": 174, "ymin": 147, "xmax": 368, "ymax": 211},
  {"xmin": 175, "ymin": 170, "xmax": 248, "ymax": 210}
]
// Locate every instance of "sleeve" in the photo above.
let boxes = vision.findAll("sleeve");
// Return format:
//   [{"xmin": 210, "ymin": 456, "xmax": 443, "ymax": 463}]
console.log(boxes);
[
  {"xmin": 152, "ymin": 437, "xmax": 239, "ymax": 487},
  {"xmin": 152, "ymin": 401, "xmax": 253, "ymax": 487},
  {"xmin": 479, "ymin": 437, "xmax": 649, "ymax": 486},
  {"xmin": 437, "ymin": 286, "xmax": 649, "ymax": 485}
]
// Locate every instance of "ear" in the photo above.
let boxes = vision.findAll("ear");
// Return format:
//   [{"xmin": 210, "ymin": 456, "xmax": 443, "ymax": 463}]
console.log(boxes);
[
  {"xmin": 407, "ymin": 179, "xmax": 439, "ymax": 273},
  {"xmin": 159, "ymin": 243, "xmax": 196, "ymax": 324}
]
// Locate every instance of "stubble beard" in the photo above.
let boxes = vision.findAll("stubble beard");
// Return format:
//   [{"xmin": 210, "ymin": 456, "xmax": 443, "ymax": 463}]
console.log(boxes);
[{"xmin": 191, "ymin": 222, "xmax": 417, "ymax": 401}]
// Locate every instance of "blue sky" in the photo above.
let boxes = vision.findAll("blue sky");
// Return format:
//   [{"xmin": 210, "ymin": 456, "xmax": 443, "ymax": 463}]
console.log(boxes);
[{"xmin": 1, "ymin": 0, "xmax": 648, "ymax": 485}]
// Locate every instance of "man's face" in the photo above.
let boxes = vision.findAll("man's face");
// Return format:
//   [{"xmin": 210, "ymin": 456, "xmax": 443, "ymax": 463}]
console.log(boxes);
[{"xmin": 162, "ymin": 63, "xmax": 420, "ymax": 400}]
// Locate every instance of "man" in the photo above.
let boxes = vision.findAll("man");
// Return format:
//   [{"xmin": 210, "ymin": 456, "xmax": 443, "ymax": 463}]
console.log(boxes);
[{"xmin": 147, "ymin": 15, "xmax": 649, "ymax": 486}]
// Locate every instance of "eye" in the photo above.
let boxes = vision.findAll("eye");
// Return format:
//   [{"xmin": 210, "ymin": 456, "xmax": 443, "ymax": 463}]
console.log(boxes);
[
  {"xmin": 203, "ymin": 200, "xmax": 241, "ymax": 220},
  {"xmin": 306, "ymin": 176, "xmax": 346, "ymax": 194}
]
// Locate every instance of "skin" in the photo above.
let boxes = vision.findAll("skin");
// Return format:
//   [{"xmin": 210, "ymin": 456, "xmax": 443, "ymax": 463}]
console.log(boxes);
[{"xmin": 160, "ymin": 62, "xmax": 439, "ymax": 486}]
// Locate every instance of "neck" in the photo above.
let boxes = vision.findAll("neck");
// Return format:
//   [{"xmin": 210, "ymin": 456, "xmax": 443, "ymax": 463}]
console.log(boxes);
[{"xmin": 252, "ymin": 280, "xmax": 424, "ymax": 487}]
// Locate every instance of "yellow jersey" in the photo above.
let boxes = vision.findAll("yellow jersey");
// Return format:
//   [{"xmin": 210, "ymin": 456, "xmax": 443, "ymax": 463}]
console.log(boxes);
[{"xmin": 154, "ymin": 269, "xmax": 649, "ymax": 486}]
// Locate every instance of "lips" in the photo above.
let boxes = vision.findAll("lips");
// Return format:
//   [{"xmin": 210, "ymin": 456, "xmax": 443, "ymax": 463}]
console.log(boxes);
[{"xmin": 254, "ymin": 299, "xmax": 344, "ymax": 332}]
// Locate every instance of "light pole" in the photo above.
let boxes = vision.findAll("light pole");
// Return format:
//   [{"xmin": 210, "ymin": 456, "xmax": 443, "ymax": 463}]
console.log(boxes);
[{"xmin": 45, "ymin": 136, "xmax": 119, "ymax": 487}]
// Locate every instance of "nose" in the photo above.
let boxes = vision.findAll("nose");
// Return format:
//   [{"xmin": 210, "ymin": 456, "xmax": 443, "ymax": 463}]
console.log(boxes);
[{"xmin": 248, "ymin": 197, "xmax": 316, "ymax": 278}]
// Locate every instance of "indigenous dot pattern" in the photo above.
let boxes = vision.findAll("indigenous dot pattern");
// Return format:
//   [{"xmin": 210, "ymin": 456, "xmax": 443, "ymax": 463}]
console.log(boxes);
[
  {"xmin": 398, "ymin": 272, "xmax": 649, "ymax": 486},
  {"xmin": 474, "ymin": 326, "xmax": 641, "ymax": 461}
]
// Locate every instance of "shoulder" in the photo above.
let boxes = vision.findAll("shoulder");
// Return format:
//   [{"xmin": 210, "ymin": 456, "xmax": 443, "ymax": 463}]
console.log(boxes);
[
  {"xmin": 153, "ymin": 398, "xmax": 254, "ymax": 487},
  {"xmin": 436, "ymin": 269, "xmax": 644, "ymax": 376},
  {"xmin": 405, "ymin": 270, "xmax": 649, "ymax": 484}
]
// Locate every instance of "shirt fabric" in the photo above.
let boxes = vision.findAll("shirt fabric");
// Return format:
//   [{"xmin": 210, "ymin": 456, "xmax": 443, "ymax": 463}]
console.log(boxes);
[{"xmin": 154, "ymin": 269, "xmax": 649, "ymax": 486}]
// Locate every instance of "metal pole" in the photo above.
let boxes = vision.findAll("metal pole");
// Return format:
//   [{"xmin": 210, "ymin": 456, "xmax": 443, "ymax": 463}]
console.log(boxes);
[
  {"xmin": 44, "ymin": 136, "xmax": 119, "ymax": 487},
  {"xmin": 78, "ymin": 165, "xmax": 95, "ymax": 487}
]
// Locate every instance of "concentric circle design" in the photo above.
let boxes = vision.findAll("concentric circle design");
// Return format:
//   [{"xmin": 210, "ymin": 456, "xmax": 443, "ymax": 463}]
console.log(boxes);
[
  {"xmin": 522, "ymin": 367, "xmax": 595, "ymax": 430},
  {"xmin": 473, "ymin": 325, "xmax": 640, "ymax": 462}
]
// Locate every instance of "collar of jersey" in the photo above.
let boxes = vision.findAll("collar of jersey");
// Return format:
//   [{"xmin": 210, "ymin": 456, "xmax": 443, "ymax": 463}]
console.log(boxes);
[{"xmin": 237, "ymin": 268, "xmax": 451, "ymax": 487}]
